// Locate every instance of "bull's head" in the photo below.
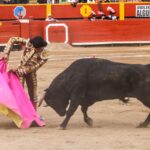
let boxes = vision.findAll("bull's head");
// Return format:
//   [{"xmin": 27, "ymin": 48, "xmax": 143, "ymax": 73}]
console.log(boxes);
[{"xmin": 44, "ymin": 89, "xmax": 69, "ymax": 116}]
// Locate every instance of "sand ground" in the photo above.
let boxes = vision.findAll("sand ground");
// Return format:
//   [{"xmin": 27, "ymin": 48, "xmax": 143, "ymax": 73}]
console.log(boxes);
[{"xmin": 0, "ymin": 44, "xmax": 150, "ymax": 150}]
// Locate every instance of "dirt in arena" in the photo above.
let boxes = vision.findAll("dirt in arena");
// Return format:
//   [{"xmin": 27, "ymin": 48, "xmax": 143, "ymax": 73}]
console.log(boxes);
[{"xmin": 0, "ymin": 44, "xmax": 150, "ymax": 150}]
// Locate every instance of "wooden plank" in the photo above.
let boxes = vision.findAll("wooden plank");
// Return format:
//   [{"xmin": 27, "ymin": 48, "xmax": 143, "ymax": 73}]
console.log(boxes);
[{"xmin": 0, "ymin": 21, "xmax": 20, "ymax": 43}]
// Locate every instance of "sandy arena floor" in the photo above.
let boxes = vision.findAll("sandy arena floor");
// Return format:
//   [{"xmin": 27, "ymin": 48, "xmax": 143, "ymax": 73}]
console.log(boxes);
[{"xmin": 0, "ymin": 44, "xmax": 150, "ymax": 150}]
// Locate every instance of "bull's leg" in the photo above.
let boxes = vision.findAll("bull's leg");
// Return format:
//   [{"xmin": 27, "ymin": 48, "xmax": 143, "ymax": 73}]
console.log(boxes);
[
  {"xmin": 137, "ymin": 113, "xmax": 150, "ymax": 128},
  {"xmin": 59, "ymin": 100, "xmax": 79, "ymax": 130},
  {"xmin": 81, "ymin": 106, "xmax": 93, "ymax": 127}
]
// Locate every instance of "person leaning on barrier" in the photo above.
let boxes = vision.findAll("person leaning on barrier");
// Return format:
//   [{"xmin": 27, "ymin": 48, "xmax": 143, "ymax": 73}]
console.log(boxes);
[
  {"xmin": 106, "ymin": 6, "xmax": 117, "ymax": 20},
  {"xmin": 89, "ymin": 9, "xmax": 105, "ymax": 21},
  {"xmin": 45, "ymin": 14, "xmax": 58, "ymax": 22},
  {"xmin": 3, "ymin": 36, "xmax": 49, "ymax": 111}
]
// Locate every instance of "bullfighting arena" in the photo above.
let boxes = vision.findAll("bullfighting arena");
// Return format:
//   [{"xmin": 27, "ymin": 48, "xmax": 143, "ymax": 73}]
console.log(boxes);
[{"xmin": 0, "ymin": 44, "xmax": 150, "ymax": 150}]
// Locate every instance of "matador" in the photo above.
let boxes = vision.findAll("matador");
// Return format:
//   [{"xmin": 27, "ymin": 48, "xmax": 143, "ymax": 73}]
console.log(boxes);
[{"xmin": 3, "ymin": 36, "xmax": 49, "ymax": 110}]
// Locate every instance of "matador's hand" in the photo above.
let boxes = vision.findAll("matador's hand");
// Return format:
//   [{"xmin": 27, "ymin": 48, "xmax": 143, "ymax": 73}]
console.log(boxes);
[
  {"xmin": 3, "ymin": 53, "xmax": 9, "ymax": 62},
  {"xmin": 8, "ymin": 67, "xmax": 17, "ymax": 72}
]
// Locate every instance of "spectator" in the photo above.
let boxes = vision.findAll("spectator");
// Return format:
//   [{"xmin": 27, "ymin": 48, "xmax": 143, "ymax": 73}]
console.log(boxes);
[
  {"xmin": 45, "ymin": 14, "xmax": 58, "ymax": 22},
  {"xmin": 3, "ymin": 0, "xmax": 12, "ymax": 4},
  {"xmin": 70, "ymin": 0, "xmax": 78, "ymax": 7},
  {"xmin": 97, "ymin": 10, "xmax": 106, "ymax": 19},
  {"xmin": 37, "ymin": 0, "xmax": 47, "ymax": 3},
  {"xmin": 106, "ymin": 6, "xmax": 117, "ymax": 20},
  {"xmin": 78, "ymin": 0, "xmax": 87, "ymax": 2},
  {"xmin": 89, "ymin": 10, "xmax": 105, "ymax": 21},
  {"xmin": 97, "ymin": 0, "xmax": 106, "ymax": 19},
  {"xmin": 89, "ymin": 10, "xmax": 97, "ymax": 21},
  {"xmin": 89, "ymin": 6, "xmax": 118, "ymax": 21},
  {"xmin": 19, "ymin": 0, "xmax": 29, "ymax": 3},
  {"xmin": 89, "ymin": 0, "xmax": 106, "ymax": 21}
]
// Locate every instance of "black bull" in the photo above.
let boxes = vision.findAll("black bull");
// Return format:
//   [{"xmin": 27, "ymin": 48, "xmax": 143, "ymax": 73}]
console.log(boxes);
[{"xmin": 44, "ymin": 58, "xmax": 150, "ymax": 129}]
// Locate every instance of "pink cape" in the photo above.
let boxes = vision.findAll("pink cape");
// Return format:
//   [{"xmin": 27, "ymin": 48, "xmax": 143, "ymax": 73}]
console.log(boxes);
[{"xmin": 0, "ymin": 58, "xmax": 45, "ymax": 128}]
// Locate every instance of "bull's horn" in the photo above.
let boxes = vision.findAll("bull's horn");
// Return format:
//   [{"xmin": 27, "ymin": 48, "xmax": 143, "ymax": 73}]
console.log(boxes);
[{"xmin": 38, "ymin": 92, "xmax": 46, "ymax": 107}]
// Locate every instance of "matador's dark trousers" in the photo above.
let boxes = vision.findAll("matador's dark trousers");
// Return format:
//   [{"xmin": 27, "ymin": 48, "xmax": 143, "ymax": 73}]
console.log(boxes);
[{"xmin": 19, "ymin": 72, "xmax": 37, "ymax": 102}]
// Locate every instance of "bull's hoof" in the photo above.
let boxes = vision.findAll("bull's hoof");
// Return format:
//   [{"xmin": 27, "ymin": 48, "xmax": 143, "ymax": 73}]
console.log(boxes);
[
  {"xmin": 56, "ymin": 126, "xmax": 66, "ymax": 130},
  {"xmin": 86, "ymin": 118, "xmax": 93, "ymax": 127},
  {"xmin": 136, "ymin": 122, "xmax": 148, "ymax": 128}
]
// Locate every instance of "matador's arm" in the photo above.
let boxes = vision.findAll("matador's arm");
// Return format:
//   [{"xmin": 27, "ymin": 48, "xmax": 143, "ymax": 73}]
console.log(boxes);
[
  {"xmin": 16, "ymin": 59, "xmax": 47, "ymax": 76},
  {"xmin": 4, "ymin": 37, "xmax": 27, "ymax": 55},
  {"xmin": 16, "ymin": 51, "xmax": 49, "ymax": 76}
]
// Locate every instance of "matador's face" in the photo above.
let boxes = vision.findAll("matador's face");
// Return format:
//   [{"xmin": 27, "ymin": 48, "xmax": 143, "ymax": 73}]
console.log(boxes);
[
  {"xmin": 36, "ymin": 47, "xmax": 44, "ymax": 52},
  {"xmin": 26, "ymin": 40, "xmax": 33, "ymax": 50}
]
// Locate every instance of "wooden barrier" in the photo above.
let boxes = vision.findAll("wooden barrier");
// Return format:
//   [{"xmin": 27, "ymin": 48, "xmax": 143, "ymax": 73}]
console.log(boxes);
[
  {"xmin": 0, "ymin": 4, "xmax": 46, "ymax": 20},
  {"xmin": 0, "ymin": 3, "xmax": 150, "ymax": 45},
  {"xmin": 44, "ymin": 19, "xmax": 150, "ymax": 45},
  {"xmin": 1, "ymin": 18, "xmax": 150, "ymax": 44},
  {"xmin": 0, "ymin": 21, "xmax": 20, "ymax": 43},
  {"xmin": 0, "ymin": 2, "xmax": 150, "ymax": 20}
]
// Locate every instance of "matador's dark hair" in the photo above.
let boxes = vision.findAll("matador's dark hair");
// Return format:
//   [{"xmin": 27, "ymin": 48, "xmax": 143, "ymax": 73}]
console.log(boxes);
[{"xmin": 29, "ymin": 36, "xmax": 47, "ymax": 48}]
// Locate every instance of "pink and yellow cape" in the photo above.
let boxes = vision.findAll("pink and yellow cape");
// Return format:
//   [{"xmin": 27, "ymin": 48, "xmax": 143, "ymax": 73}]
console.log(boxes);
[{"xmin": 0, "ymin": 58, "xmax": 45, "ymax": 128}]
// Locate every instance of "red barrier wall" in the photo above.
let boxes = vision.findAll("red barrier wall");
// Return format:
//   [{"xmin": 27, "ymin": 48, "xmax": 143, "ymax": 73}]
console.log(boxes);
[
  {"xmin": 29, "ymin": 20, "xmax": 44, "ymax": 37},
  {"xmin": 0, "ymin": 4, "xmax": 46, "ymax": 20},
  {"xmin": 47, "ymin": 26, "xmax": 66, "ymax": 42},
  {"xmin": 0, "ymin": 20, "xmax": 44, "ymax": 43},
  {"xmin": 0, "ymin": 3, "xmax": 150, "ymax": 45},
  {"xmin": 1, "ymin": 19, "xmax": 150, "ymax": 44},
  {"xmin": 0, "ymin": 3, "xmax": 150, "ymax": 20},
  {"xmin": 0, "ymin": 21, "xmax": 20, "ymax": 43},
  {"xmin": 44, "ymin": 19, "xmax": 150, "ymax": 44},
  {"xmin": 125, "ymin": 2, "xmax": 150, "ymax": 17},
  {"xmin": 51, "ymin": 3, "xmax": 119, "ymax": 19}
]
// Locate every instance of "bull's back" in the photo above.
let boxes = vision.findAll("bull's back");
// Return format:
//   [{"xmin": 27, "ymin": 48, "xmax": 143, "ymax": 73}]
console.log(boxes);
[
  {"xmin": 49, "ymin": 58, "xmax": 148, "ymax": 96},
  {"xmin": 48, "ymin": 58, "xmax": 93, "ymax": 93},
  {"xmin": 86, "ymin": 58, "xmax": 149, "ymax": 100}
]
